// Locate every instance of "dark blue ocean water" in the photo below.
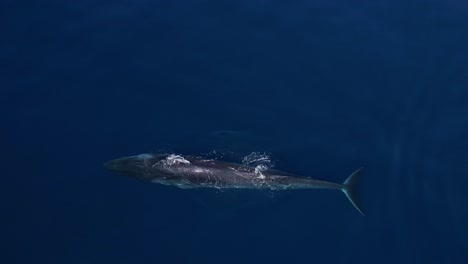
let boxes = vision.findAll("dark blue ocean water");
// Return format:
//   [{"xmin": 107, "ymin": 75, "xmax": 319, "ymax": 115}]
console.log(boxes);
[{"xmin": 2, "ymin": 0, "xmax": 468, "ymax": 263}]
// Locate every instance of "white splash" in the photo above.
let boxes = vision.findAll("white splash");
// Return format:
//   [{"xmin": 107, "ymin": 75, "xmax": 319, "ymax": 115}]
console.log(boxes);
[
  {"xmin": 165, "ymin": 154, "xmax": 190, "ymax": 165},
  {"xmin": 254, "ymin": 165, "xmax": 267, "ymax": 179},
  {"xmin": 242, "ymin": 152, "xmax": 274, "ymax": 180}
]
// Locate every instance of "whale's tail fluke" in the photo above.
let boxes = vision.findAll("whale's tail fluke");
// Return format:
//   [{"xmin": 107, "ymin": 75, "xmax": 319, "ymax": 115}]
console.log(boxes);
[{"xmin": 342, "ymin": 167, "xmax": 365, "ymax": 215}]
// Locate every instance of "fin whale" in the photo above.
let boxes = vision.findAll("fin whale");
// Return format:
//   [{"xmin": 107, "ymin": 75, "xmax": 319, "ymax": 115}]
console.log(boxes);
[{"xmin": 104, "ymin": 153, "xmax": 365, "ymax": 215}]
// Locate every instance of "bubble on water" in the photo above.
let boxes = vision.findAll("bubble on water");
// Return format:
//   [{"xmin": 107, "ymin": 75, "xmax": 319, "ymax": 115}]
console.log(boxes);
[{"xmin": 242, "ymin": 152, "xmax": 274, "ymax": 169}]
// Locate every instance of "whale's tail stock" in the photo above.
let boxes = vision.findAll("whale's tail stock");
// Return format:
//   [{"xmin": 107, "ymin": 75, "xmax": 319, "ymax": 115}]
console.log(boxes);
[{"xmin": 342, "ymin": 167, "xmax": 365, "ymax": 215}]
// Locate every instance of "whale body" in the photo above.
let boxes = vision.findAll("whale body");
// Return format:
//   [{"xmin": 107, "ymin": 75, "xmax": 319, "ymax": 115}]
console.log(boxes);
[{"xmin": 104, "ymin": 153, "xmax": 365, "ymax": 215}]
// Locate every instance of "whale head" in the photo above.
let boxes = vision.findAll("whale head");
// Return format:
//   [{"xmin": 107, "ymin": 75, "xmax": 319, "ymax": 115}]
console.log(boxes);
[{"xmin": 104, "ymin": 154, "xmax": 167, "ymax": 180}]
